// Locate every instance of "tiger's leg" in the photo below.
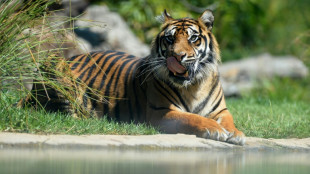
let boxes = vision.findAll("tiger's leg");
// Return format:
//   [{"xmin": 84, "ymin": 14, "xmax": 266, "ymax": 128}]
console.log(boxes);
[
  {"xmin": 150, "ymin": 110, "xmax": 229, "ymax": 142},
  {"xmin": 212, "ymin": 109, "xmax": 245, "ymax": 145}
]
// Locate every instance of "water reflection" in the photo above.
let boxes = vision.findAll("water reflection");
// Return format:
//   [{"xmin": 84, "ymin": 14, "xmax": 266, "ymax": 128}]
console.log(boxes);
[{"xmin": 0, "ymin": 148, "xmax": 309, "ymax": 174}]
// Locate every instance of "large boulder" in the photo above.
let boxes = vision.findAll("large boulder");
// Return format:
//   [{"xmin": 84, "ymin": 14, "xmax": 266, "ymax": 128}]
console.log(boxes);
[
  {"xmin": 220, "ymin": 53, "xmax": 309, "ymax": 97},
  {"xmin": 74, "ymin": 5, "xmax": 150, "ymax": 57}
]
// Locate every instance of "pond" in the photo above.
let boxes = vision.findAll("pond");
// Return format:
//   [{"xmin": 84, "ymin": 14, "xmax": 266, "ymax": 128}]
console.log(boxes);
[{"xmin": 1, "ymin": 148, "xmax": 309, "ymax": 174}]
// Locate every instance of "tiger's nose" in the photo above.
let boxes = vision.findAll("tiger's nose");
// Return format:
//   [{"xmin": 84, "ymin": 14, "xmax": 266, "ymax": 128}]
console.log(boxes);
[{"xmin": 174, "ymin": 52, "xmax": 187, "ymax": 61}]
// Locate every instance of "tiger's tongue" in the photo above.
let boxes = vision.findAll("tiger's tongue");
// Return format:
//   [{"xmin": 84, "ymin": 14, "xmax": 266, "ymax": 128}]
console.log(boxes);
[{"xmin": 166, "ymin": 57, "xmax": 186, "ymax": 75}]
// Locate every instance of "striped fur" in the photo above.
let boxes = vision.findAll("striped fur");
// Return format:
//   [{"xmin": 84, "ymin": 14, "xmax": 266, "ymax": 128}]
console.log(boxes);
[
  {"xmin": 68, "ymin": 51, "xmax": 147, "ymax": 122},
  {"xmin": 21, "ymin": 10, "xmax": 245, "ymax": 145}
]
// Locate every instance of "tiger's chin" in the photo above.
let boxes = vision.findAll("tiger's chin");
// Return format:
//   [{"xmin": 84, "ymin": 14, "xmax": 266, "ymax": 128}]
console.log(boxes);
[
  {"xmin": 153, "ymin": 67, "xmax": 196, "ymax": 88},
  {"xmin": 168, "ymin": 71, "xmax": 194, "ymax": 87}
]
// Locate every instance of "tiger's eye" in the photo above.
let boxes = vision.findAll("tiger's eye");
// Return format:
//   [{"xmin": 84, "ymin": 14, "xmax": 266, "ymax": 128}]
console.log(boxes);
[{"xmin": 189, "ymin": 35, "xmax": 199, "ymax": 42}]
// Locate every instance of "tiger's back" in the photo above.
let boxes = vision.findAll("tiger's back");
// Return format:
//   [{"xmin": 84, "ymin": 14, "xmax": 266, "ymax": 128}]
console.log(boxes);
[{"xmin": 68, "ymin": 51, "xmax": 147, "ymax": 122}]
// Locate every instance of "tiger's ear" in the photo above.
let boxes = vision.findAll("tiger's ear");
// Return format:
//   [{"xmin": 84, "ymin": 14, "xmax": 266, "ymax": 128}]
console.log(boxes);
[
  {"xmin": 199, "ymin": 10, "xmax": 214, "ymax": 30},
  {"xmin": 155, "ymin": 9, "xmax": 173, "ymax": 23}
]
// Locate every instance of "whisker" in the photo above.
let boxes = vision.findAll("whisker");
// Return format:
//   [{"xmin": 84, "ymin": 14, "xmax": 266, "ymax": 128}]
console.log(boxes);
[
  {"xmin": 140, "ymin": 65, "xmax": 160, "ymax": 84},
  {"xmin": 138, "ymin": 61, "xmax": 163, "ymax": 76},
  {"xmin": 138, "ymin": 57, "xmax": 165, "ymax": 78}
]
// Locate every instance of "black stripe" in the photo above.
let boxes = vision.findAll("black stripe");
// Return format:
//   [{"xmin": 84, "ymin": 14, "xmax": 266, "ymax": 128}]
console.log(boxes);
[
  {"xmin": 78, "ymin": 67, "xmax": 90, "ymax": 80},
  {"xmin": 103, "ymin": 63, "xmax": 120, "ymax": 95},
  {"xmin": 198, "ymin": 26, "xmax": 203, "ymax": 34},
  {"xmin": 78, "ymin": 52, "xmax": 100, "ymax": 72},
  {"xmin": 199, "ymin": 35, "xmax": 208, "ymax": 59},
  {"xmin": 102, "ymin": 63, "xmax": 119, "ymax": 116},
  {"xmin": 185, "ymin": 20, "xmax": 198, "ymax": 24},
  {"xmin": 208, "ymin": 33, "xmax": 213, "ymax": 51},
  {"xmin": 82, "ymin": 88, "xmax": 96, "ymax": 112},
  {"xmin": 88, "ymin": 52, "xmax": 119, "ymax": 88},
  {"xmin": 148, "ymin": 103, "xmax": 169, "ymax": 110},
  {"xmin": 69, "ymin": 54, "xmax": 81, "ymax": 62},
  {"xmin": 113, "ymin": 59, "xmax": 135, "ymax": 97},
  {"xmin": 123, "ymin": 59, "xmax": 140, "ymax": 92},
  {"xmin": 126, "ymin": 55, "xmax": 136, "ymax": 59},
  {"xmin": 154, "ymin": 80, "xmax": 181, "ymax": 110},
  {"xmin": 171, "ymin": 20, "xmax": 198, "ymax": 25},
  {"xmin": 70, "ymin": 54, "xmax": 87, "ymax": 70},
  {"xmin": 123, "ymin": 59, "xmax": 140, "ymax": 121},
  {"xmin": 77, "ymin": 53, "xmax": 106, "ymax": 79},
  {"xmin": 137, "ymin": 63, "xmax": 147, "ymax": 94},
  {"xmin": 154, "ymin": 35, "xmax": 160, "ymax": 56},
  {"xmin": 171, "ymin": 21, "xmax": 180, "ymax": 25},
  {"xmin": 209, "ymin": 94, "xmax": 223, "ymax": 114},
  {"xmin": 154, "ymin": 79, "xmax": 180, "ymax": 105},
  {"xmin": 170, "ymin": 86, "xmax": 190, "ymax": 112},
  {"xmin": 174, "ymin": 24, "xmax": 197, "ymax": 27},
  {"xmin": 211, "ymin": 88, "xmax": 222, "ymax": 105},
  {"xmin": 114, "ymin": 103, "xmax": 120, "ymax": 121},
  {"xmin": 90, "ymin": 94, "xmax": 98, "ymax": 113},
  {"xmin": 154, "ymin": 84, "xmax": 179, "ymax": 109},
  {"xmin": 98, "ymin": 54, "xmax": 125, "ymax": 90},
  {"xmin": 187, "ymin": 27, "xmax": 198, "ymax": 33},
  {"xmin": 193, "ymin": 75, "xmax": 219, "ymax": 113},
  {"xmin": 216, "ymin": 108, "xmax": 228, "ymax": 115},
  {"xmin": 132, "ymin": 60, "xmax": 143, "ymax": 121},
  {"xmin": 84, "ymin": 64, "xmax": 96, "ymax": 81}
]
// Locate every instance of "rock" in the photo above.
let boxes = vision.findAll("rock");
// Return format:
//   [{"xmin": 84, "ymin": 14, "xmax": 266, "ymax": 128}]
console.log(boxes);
[
  {"xmin": 220, "ymin": 53, "xmax": 309, "ymax": 97},
  {"xmin": 75, "ymin": 5, "xmax": 150, "ymax": 57},
  {"xmin": 1, "ymin": 132, "xmax": 310, "ymax": 151}
]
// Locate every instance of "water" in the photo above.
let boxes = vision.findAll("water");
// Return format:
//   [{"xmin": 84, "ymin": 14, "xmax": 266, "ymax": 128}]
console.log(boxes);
[{"xmin": 1, "ymin": 148, "xmax": 309, "ymax": 174}]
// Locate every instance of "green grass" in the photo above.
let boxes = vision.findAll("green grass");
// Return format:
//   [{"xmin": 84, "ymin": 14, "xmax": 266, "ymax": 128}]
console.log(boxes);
[
  {"xmin": 228, "ymin": 77, "xmax": 310, "ymax": 139},
  {"xmin": 228, "ymin": 97, "xmax": 310, "ymax": 138},
  {"xmin": 0, "ymin": 91, "xmax": 158, "ymax": 135}
]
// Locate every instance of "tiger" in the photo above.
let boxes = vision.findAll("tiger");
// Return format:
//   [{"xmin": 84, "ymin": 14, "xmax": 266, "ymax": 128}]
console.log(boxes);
[{"xmin": 20, "ymin": 10, "xmax": 245, "ymax": 145}]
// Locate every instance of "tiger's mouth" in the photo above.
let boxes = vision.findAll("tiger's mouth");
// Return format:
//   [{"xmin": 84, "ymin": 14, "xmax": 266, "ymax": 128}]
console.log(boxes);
[{"xmin": 166, "ymin": 56, "xmax": 189, "ymax": 78}]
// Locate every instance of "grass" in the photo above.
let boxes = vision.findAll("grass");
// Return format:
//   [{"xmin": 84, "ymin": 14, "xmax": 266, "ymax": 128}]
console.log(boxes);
[
  {"xmin": 228, "ymin": 97, "xmax": 310, "ymax": 138},
  {"xmin": 0, "ymin": 91, "xmax": 158, "ymax": 135},
  {"xmin": 229, "ymin": 77, "xmax": 310, "ymax": 138}
]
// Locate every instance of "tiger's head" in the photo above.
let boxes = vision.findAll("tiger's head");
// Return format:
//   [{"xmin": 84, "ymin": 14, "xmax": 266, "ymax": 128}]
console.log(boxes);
[{"xmin": 147, "ymin": 10, "xmax": 221, "ymax": 87}]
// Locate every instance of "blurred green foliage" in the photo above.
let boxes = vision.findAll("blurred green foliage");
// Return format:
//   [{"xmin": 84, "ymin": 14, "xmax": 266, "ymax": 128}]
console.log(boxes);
[{"xmin": 101, "ymin": 0, "xmax": 309, "ymax": 63}]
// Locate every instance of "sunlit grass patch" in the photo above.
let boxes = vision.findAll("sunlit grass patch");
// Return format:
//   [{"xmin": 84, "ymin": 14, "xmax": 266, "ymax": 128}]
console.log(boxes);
[{"xmin": 228, "ymin": 96, "xmax": 310, "ymax": 138}]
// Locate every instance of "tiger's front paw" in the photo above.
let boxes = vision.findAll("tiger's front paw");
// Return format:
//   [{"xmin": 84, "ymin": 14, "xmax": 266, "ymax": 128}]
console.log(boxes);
[
  {"xmin": 201, "ymin": 127, "xmax": 228, "ymax": 142},
  {"xmin": 226, "ymin": 129, "xmax": 246, "ymax": 145}
]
